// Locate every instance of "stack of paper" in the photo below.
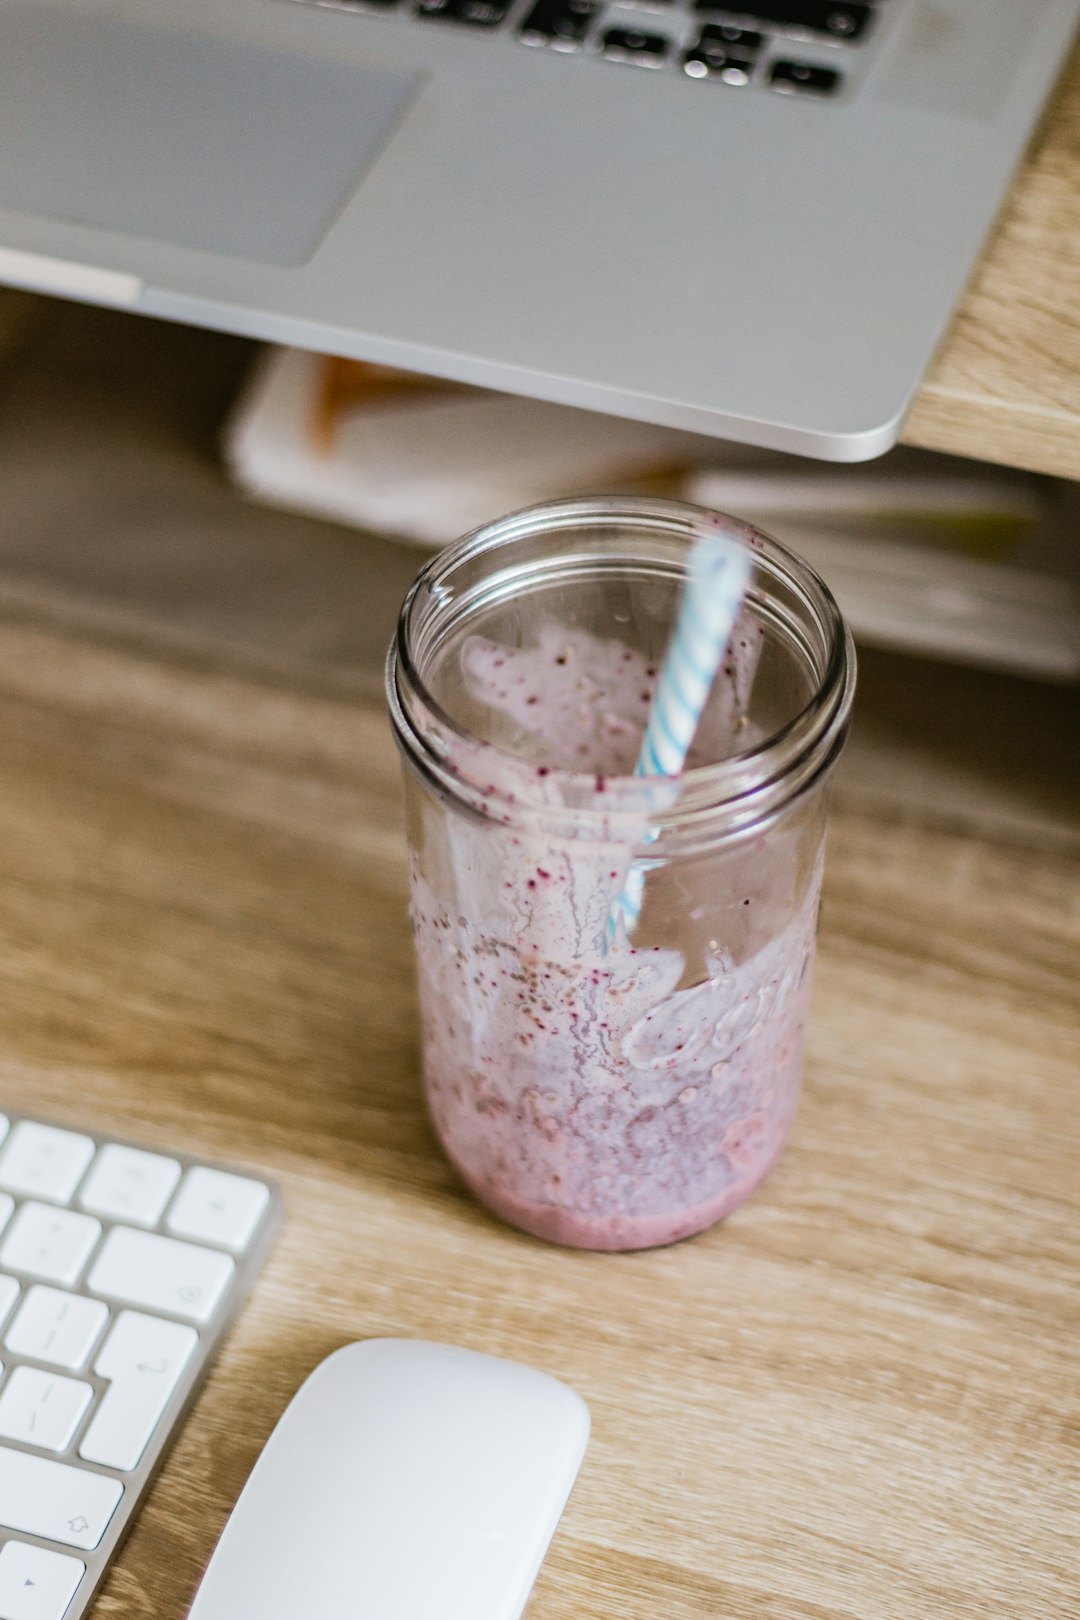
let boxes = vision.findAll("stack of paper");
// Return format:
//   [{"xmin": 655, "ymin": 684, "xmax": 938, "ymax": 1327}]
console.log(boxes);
[{"xmin": 224, "ymin": 347, "xmax": 1080, "ymax": 682}]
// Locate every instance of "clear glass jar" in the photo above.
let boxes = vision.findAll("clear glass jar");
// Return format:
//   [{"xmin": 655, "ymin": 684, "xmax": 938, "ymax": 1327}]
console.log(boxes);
[{"xmin": 387, "ymin": 497, "xmax": 855, "ymax": 1250}]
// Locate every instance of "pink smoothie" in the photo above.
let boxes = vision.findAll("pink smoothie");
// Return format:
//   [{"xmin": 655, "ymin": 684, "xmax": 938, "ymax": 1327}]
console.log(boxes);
[{"xmin": 410, "ymin": 620, "xmax": 818, "ymax": 1250}]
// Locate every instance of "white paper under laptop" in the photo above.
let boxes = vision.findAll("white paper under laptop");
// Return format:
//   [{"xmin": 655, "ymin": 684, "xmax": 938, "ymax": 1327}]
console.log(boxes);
[{"xmin": 0, "ymin": 0, "xmax": 1076, "ymax": 459}]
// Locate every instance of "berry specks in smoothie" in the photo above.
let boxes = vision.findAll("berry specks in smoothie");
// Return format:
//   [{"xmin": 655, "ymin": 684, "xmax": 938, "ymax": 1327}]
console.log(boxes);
[
  {"xmin": 461, "ymin": 624, "xmax": 660, "ymax": 774},
  {"xmin": 460, "ymin": 619, "xmax": 764, "ymax": 775},
  {"xmin": 411, "ymin": 607, "xmax": 810, "ymax": 1249}
]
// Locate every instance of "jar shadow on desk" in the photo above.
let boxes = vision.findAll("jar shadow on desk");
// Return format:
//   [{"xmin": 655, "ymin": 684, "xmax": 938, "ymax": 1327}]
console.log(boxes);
[{"xmin": 387, "ymin": 497, "xmax": 856, "ymax": 1251}]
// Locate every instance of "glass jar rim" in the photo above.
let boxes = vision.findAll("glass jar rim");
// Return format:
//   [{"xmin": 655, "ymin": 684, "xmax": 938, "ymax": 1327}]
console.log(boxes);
[{"xmin": 387, "ymin": 495, "xmax": 856, "ymax": 838}]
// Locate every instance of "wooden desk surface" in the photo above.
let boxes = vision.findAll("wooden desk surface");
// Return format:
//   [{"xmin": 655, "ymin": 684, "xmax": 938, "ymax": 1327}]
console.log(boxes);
[
  {"xmin": 1, "ymin": 597, "xmax": 1077, "ymax": 1617},
  {"xmin": 902, "ymin": 37, "xmax": 1080, "ymax": 479}
]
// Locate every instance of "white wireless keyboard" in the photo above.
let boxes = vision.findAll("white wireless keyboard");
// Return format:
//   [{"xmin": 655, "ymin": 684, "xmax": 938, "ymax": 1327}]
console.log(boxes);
[{"xmin": 0, "ymin": 1113, "xmax": 280, "ymax": 1620}]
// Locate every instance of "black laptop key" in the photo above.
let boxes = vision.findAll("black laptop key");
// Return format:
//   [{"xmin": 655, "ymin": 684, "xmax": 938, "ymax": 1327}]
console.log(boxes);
[
  {"xmin": 453, "ymin": 0, "xmax": 509, "ymax": 21},
  {"xmin": 519, "ymin": 0, "xmax": 602, "ymax": 47},
  {"xmin": 685, "ymin": 26, "xmax": 758, "ymax": 80},
  {"xmin": 683, "ymin": 44, "xmax": 753, "ymax": 81},
  {"xmin": 415, "ymin": 0, "xmax": 510, "ymax": 23},
  {"xmin": 696, "ymin": 23, "xmax": 762, "ymax": 51},
  {"xmin": 693, "ymin": 1, "xmax": 871, "ymax": 41},
  {"xmin": 770, "ymin": 58, "xmax": 841, "ymax": 93},
  {"xmin": 601, "ymin": 27, "xmax": 669, "ymax": 65}
]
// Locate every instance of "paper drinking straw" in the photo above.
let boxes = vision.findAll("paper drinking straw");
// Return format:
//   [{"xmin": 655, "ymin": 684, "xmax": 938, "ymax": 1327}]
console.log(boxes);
[{"xmin": 607, "ymin": 527, "xmax": 753, "ymax": 945}]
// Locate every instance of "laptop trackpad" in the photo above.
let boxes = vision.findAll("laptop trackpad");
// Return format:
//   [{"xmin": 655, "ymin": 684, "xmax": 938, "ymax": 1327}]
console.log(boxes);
[{"xmin": 0, "ymin": 7, "xmax": 420, "ymax": 267}]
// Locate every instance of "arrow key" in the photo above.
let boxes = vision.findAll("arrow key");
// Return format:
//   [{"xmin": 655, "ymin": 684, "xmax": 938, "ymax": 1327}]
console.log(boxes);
[
  {"xmin": 0, "ymin": 1540, "xmax": 85, "ymax": 1619},
  {"xmin": 79, "ymin": 1310, "xmax": 197, "ymax": 1472}
]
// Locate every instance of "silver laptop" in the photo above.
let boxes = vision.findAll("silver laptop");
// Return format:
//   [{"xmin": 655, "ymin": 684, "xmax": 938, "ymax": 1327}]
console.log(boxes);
[{"xmin": 0, "ymin": 0, "xmax": 1076, "ymax": 460}]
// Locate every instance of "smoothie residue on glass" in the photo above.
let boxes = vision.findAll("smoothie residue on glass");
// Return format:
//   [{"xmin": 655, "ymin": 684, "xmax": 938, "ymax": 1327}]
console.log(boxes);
[
  {"xmin": 458, "ymin": 620, "xmax": 760, "ymax": 775},
  {"xmin": 408, "ymin": 617, "xmax": 819, "ymax": 1250}
]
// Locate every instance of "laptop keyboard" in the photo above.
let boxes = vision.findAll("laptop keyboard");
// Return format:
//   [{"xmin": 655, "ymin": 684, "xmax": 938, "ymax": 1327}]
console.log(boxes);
[
  {"xmin": 292, "ymin": 0, "xmax": 890, "ymax": 97},
  {"xmin": 0, "ymin": 1115, "xmax": 279, "ymax": 1620}
]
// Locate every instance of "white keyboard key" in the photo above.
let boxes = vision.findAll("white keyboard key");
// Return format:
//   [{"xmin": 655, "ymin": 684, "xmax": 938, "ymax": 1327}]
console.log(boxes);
[
  {"xmin": 87, "ymin": 1227, "xmax": 234, "ymax": 1324},
  {"xmin": 166, "ymin": 1167, "xmax": 270, "ymax": 1253},
  {"xmin": 0, "ymin": 1446, "xmax": 122, "ymax": 1549},
  {"xmin": 79, "ymin": 1311, "xmax": 197, "ymax": 1472},
  {"xmin": 0, "ymin": 1276, "xmax": 19, "ymax": 1331},
  {"xmin": 0, "ymin": 1541, "xmax": 85, "ymax": 1620},
  {"xmin": 0, "ymin": 1124, "xmax": 95, "ymax": 1205},
  {"xmin": 5, "ymin": 1286, "xmax": 108, "ymax": 1371},
  {"xmin": 78, "ymin": 1144, "xmax": 182, "ymax": 1229},
  {"xmin": 0, "ymin": 1366, "xmax": 93, "ymax": 1453},
  {"xmin": 0, "ymin": 1205, "xmax": 101, "ymax": 1288},
  {"xmin": 0, "ymin": 1120, "xmax": 276, "ymax": 1618}
]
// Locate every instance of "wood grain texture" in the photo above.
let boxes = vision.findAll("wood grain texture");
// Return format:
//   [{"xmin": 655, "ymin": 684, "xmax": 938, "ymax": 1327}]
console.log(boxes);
[
  {"xmin": 902, "ymin": 39, "xmax": 1080, "ymax": 478},
  {"xmin": 0, "ymin": 604, "xmax": 1076, "ymax": 1620}
]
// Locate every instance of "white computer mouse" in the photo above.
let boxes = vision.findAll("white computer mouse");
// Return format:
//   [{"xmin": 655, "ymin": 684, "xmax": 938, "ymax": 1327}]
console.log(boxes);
[{"xmin": 187, "ymin": 1337, "xmax": 590, "ymax": 1620}]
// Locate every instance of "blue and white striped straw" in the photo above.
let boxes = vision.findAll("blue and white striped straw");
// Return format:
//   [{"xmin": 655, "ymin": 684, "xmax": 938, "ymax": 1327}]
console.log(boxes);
[{"xmin": 607, "ymin": 527, "xmax": 753, "ymax": 945}]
